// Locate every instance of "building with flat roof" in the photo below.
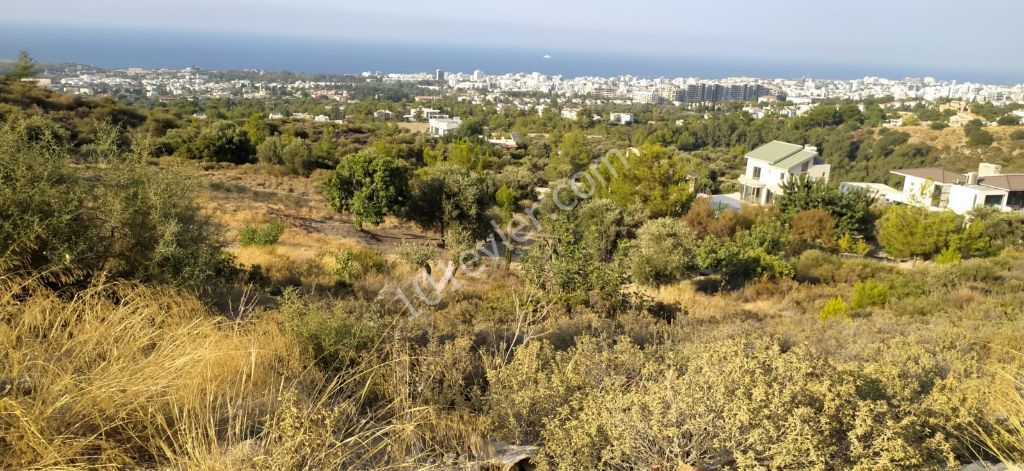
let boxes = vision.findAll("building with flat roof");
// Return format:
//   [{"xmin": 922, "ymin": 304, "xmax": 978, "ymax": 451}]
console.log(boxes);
[
  {"xmin": 429, "ymin": 117, "xmax": 462, "ymax": 137},
  {"xmin": 886, "ymin": 163, "xmax": 1024, "ymax": 214}
]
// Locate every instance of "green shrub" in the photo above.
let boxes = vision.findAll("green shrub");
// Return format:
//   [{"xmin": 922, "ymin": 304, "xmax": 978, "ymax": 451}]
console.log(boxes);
[
  {"xmin": 850, "ymin": 279, "xmax": 890, "ymax": 310},
  {"xmin": 629, "ymin": 218, "xmax": 699, "ymax": 286},
  {"xmin": 853, "ymin": 239, "xmax": 872, "ymax": 256},
  {"xmin": 280, "ymin": 289, "xmax": 386, "ymax": 372},
  {"xmin": 333, "ymin": 246, "xmax": 389, "ymax": 283},
  {"xmin": 935, "ymin": 246, "xmax": 962, "ymax": 265},
  {"xmin": 237, "ymin": 220, "xmax": 285, "ymax": 247},
  {"xmin": 818, "ymin": 297, "xmax": 851, "ymax": 320},
  {"xmin": 877, "ymin": 205, "xmax": 960, "ymax": 259},
  {"xmin": 396, "ymin": 240, "xmax": 439, "ymax": 273},
  {"xmin": 794, "ymin": 250, "xmax": 843, "ymax": 283},
  {"xmin": 0, "ymin": 117, "xmax": 234, "ymax": 292}
]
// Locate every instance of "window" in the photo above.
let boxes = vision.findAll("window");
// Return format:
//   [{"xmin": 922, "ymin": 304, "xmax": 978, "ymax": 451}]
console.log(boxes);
[
  {"xmin": 752, "ymin": 167, "xmax": 761, "ymax": 180},
  {"xmin": 801, "ymin": 161, "xmax": 810, "ymax": 173},
  {"xmin": 1008, "ymin": 191, "xmax": 1024, "ymax": 210},
  {"xmin": 985, "ymin": 194, "xmax": 1006, "ymax": 207}
]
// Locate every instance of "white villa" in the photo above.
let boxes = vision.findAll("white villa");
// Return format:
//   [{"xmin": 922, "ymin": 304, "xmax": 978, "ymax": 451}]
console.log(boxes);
[
  {"xmin": 885, "ymin": 163, "xmax": 1024, "ymax": 215},
  {"xmin": 428, "ymin": 117, "xmax": 462, "ymax": 137},
  {"xmin": 738, "ymin": 141, "xmax": 831, "ymax": 204}
]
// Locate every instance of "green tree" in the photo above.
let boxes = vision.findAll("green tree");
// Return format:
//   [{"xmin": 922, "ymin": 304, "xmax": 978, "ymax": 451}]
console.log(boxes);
[
  {"xmin": 177, "ymin": 121, "xmax": 253, "ymax": 163},
  {"xmin": 406, "ymin": 163, "xmax": 489, "ymax": 237},
  {"xmin": 996, "ymin": 115, "xmax": 1020, "ymax": 126},
  {"xmin": 598, "ymin": 143, "xmax": 695, "ymax": 218},
  {"xmin": 282, "ymin": 137, "xmax": 316, "ymax": 176},
  {"xmin": 495, "ymin": 185, "xmax": 516, "ymax": 224},
  {"xmin": 256, "ymin": 135, "xmax": 285, "ymax": 165},
  {"xmin": 777, "ymin": 177, "xmax": 877, "ymax": 238},
  {"xmin": 324, "ymin": 150, "xmax": 411, "ymax": 229},
  {"xmin": 545, "ymin": 131, "xmax": 594, "ymax": 181},
  {"xmin": 629, "ymin": 217, "xmax": 699, "ymax": 286},
  {"xmin": 6, "ymin": 51, "xmax": 36, "ymax": 80},
  {"xmin": 876, "ymin": 205, "xmax": 959, "ymax": 259}
]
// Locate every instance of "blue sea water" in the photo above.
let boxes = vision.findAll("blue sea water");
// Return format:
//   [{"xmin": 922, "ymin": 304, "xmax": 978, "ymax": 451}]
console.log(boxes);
[{"xmin": 1, "ymin": 23, "xmax": 1020, "ymax": 84}]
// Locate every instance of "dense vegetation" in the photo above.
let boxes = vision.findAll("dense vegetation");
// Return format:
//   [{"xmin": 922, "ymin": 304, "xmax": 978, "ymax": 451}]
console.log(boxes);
[{"xmin": 2, "ymin": 75, "xmax": 1024, "ymax": 469}]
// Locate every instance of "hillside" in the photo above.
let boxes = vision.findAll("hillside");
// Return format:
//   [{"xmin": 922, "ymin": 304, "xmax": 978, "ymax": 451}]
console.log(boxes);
[{"xmin": 2, "ymin": 79, "xmax": 1024, "ymax": 469}]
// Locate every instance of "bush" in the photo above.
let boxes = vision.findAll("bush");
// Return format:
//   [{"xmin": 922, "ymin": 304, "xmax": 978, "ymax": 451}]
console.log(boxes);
[
  {"xmin": 877, "ymin": 205, "xmax": 960, "ymax": 259},
  {"xmin": 237, "ymin": 220, "xmax": 286, "ymax": 247},
  {"xmin": 966, "ymin": 126, "xmax": 994, "ymax": 147},
  {"xmin": 935, "ymin": 246, "xmax": 962, "ymax": 265},
  {"xmin": 850, "ymin": 279, "xmax": 890, "ymax": 310},
  {"xmin": 326, "ymin": 150, "xmax": 411, "ymax": 229},
  {"xmin": 176, "ymin": 121, "xmax": 254, "ymax": 163},
  {"xmin": 788, "ymin": 208, "xmax": 836, "ymax": 254},
  {"xmin": 629, "ymin": 218, "xmax": 699, "ymax": 286},
  {"xmin": 332, "ymin": 246, "xmax": 389, "ymax": 284},
  {"xmin": 929, "ymin": 121, "xmax": 948, "ymax": 130},
  {"xmin": 777, "ymin": 177, "xmax": 877, "ymax": 238},
  {"xmin": 397, "ymin": 240, "xmax": 439, "ymax": 273},
  {"xmin": 1010, "ymin": 129, "xmax": 1024, "ymax": 140},
  {"xmin": 280, "ymin": 290, "xmax": 387, "ymax": 372},
  {"xmin": 996, "ymin": 115, "xmax": 1020, "ymax": 126},
  {"xmin": 0, "ymin": 118, "xmax": 234, "ymax": 292},
  {"xmin": 972, "ymin": 208, "xmax": 1024, "ymax": 251},
  {"xmin": 696, "ymin": 237, "xmax": 794, "ymax": 287},
  {"xmin": 818, "ymin": 296, "xmax": 851, "ymax": 320},
  {"xmin": 282, "ymin": 137, "xmax": 316, "ymax": 176}
]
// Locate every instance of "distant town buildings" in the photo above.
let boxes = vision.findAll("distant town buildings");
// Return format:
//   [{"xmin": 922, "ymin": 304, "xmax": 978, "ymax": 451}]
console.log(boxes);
[{"xmin": 26, "ymin": 64, "xmax": 1024, "ymax": 114}]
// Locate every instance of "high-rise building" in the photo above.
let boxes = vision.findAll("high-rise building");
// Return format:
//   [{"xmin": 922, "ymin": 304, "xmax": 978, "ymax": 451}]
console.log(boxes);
[
  {"xmin": 681, "ymin": 83, "xmax": 768, "ymax": 104},
  {"xmin": 435, "ymin": 69, "xmax": 446, "ymax": 81}
]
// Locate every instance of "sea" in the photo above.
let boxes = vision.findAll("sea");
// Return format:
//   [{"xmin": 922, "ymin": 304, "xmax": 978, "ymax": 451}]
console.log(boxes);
[{"xmin": 1, "ymin": 23, "xmax": 1020, "ymax": 84}]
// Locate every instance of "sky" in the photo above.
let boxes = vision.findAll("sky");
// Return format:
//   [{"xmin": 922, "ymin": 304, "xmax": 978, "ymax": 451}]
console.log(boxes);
[{"xmin": 2, "ymin": 0, "xmax": 1023, "ymax": 80}]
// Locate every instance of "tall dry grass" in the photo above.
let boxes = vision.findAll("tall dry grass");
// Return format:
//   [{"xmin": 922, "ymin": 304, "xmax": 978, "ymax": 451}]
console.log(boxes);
[{"xmin": 0, "ymin": 271, "xmax": 485, "ymax": 469}]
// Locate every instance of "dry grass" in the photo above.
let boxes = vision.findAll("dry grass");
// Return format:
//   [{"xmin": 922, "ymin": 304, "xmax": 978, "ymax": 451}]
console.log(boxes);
[
  {"xmin": 0, "ymin": 277, "xmax": 303, "ymax": 468},
  {"xmin": 902, "ymin": 124, "xmax": 1024, "ymax": 154},
  {"xmin": 396, "ymin": 122, "xmax": 429, "ymax": 134},
  {"xmin": 0, "ymin": 273, "xmax": 488, "ymax": 469}
]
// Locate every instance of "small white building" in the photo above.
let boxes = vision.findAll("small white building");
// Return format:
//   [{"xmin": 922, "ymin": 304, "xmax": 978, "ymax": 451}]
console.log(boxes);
[
  {"xmin": 404, "ymin": 107, "xmax": 446, "ymax": 121},
  {"xmin": 738, "ymin": 141, "xmax": 831, "ymax": 205},
  {"xmin": 609, "ymin": 112, "xmax": 634, "ymax": 125},
  {"xmin": 560, "ymin": 109, "xmax": 580, "ymax": 121},
  {"xmin": 428, "ymin": 117, "xmax": 462, "ymax": 137},
  {"xmin": 890, "ymin": 163, "xmax": 1024, "ymax": 215}
]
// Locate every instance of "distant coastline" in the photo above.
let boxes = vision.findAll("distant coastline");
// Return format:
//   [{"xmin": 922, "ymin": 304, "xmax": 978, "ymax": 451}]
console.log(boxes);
[{"xmin": 2, "ymin": 22, "xmax": 1021, "ymax": 84}]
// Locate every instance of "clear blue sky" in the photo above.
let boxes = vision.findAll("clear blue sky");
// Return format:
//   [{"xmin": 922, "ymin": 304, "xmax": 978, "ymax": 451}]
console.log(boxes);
[{"xmin": 3, "ymin": 0, "xmax": 1023, "ymax": 78}]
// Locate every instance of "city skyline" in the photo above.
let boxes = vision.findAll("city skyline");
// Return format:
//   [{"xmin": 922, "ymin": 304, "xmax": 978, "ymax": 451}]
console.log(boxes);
[{"xmin": 2, "ymin": 0, "xmax": 1023, "ymax": 83}]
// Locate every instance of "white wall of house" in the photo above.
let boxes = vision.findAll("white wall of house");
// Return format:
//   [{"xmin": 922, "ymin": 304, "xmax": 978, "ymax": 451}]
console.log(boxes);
[
  {"xmin": 947, "ymin": 185, "xmax": 1009, "ymax": 215},
  {"xmin": 741, "ymin": 158, "xmax": 818, "ymax": 204},
  {"xmin": 947, "ymin": 185, "xmax": 984, "ymax": 214},
  {"xmin": 899, "ymin": 175, "xmax": 938, "ymax": 207},
  {"xmin": 745, "ymin": 162, "xmax": 786, "ymax": 188}
]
